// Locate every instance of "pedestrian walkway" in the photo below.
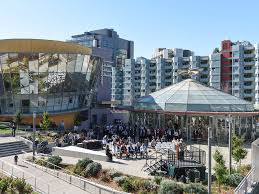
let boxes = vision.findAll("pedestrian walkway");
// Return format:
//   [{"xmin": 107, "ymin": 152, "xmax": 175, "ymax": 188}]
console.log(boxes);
[{"xmin": 1, "ymin": 155, "xmax": 91, "ymax": 194}]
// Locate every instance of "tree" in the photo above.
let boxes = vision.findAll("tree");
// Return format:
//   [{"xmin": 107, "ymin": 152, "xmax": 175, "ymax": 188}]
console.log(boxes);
[
  {"xmin": 40, "ymin": 112, "xmax": 51, "ymax": 131},
  {"xmin": 213, "ymin": 47, "xmax": 220, "ymax": 53},
  {"xmin": 232, "ymin": 135, "xmax": 247, "ymax": 168},
  {"xmin": 13, "ymin": 111, "xmax": 22, "ymax": 131},
  {"xmin": 213, "ymin": 150, "xmax": 228, "ymax": 192}
]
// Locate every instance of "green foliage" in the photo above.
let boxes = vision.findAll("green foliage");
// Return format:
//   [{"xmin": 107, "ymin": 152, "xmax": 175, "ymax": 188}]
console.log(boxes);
[
  {"xmin": 14, "ymin": 178, "xmax": 33, "ymax": 194},
  {"xmin": 184, "ymin": 183, "xmax": 208, "ymax": 194},
  {"xmin": 108, "ymin": 169, "xmax": 122, "ymax": 179},
  {"xmin": 74, "ymin": 158, "xmax": 93, "ymax": 175},
  {"xmin": 0, "ymin": 177, "xmax": 34, "ymax": 194},
  {"xmin": 0, "ymin": 178, "xmax": 9, "ymax": 193},
  {"xmin": 13, "ymin": 111, "xmax": 22, "ymax": 126},
  {"xmin": 40, "ymin": 112, "xmax": 51, "ymax": 131},
  {"xmin": 153, "ymin": 176, "xmax": 163, "ymax": 185},
  {"xmin": 83, "ymin": 162, "xmax": 102, "ymax": 177},
  {"xmin": 225, "ymin": 173, "xmax": 244, "ymax": 187},
  {"xmin": 47, "ymin": 155, "xmax": 62, "ymax": 167},
  {"xmin": 232, "ymin": 135, "xmax": 247, "ymax": 168},
  {"xmin": 213, "ymin": 150, "xmax": 228, "ymax": 192},
  {"xmin": 35, "ymin": 158, "xmax": 47, "ymax": 166},
  {"xmin": 237, "ymin": 164, "xmax": 251, "ymax": 176},
  {"xmin": 186, "ymin": 169, "xmax": 200, "ymax": 183},
  {"xmin": 122, "ymin": 178, "xmax": 136, "ymax": 192},
  {"xmin": 159, "ymin": 180, "xmax": 183, "ymax": 194},
  {"xmin": 113, "ymin": 176, "xmax": 127, "ymax": 186}
]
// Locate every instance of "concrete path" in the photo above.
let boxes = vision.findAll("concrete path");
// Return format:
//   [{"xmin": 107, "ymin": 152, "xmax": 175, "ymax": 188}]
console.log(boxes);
[
  {"xmin": 60, "ymin": 153, "xmax": 152, "ymax": 179},
  {"xmin": 192, "ymin": 143, "xmax": 251, "ymax": 171},
  {"xmin": 0, "ymin": 136, "xmax": 19, "ymax": 143},
  {"xmin": 1, "ymin": 154, "xmax": 91, "ymax": 194}
]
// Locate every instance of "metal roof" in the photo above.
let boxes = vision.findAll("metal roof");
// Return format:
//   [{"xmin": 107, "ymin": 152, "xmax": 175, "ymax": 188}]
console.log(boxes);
[{"xmin": 133, "ymin": 79, "xmax": 254, "ymax": 114}]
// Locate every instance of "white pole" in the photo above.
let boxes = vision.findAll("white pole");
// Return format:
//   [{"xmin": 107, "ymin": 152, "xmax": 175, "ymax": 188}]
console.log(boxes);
[
  {"xmin": 208, "ymin": 127, "xmax": 212, "ymax": 194},
  {"xmin": 228, "ymin": 115, "xmax": 232, "ymax": 174},
  {"xmin": 32, "ymin": 111, "xmax": 36, "ymax": 160}
]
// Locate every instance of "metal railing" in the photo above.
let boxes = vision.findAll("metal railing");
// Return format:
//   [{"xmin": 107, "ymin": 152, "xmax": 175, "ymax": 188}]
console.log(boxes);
[
  {"xmin": 234, "ymin": 167, "xmax": 255, "ymax": 194},
  {"xmin": 0, "ymin": 159, "xmax": 50, "ymax": 194},
  {"xmin": 25, "ymin": 158, "xmax": 128, "ymax": 194}
]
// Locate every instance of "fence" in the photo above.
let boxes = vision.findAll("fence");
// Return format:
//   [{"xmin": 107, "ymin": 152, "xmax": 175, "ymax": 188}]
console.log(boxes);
[
  {"xmin": 25, "ymin": 158, "xmax": 128, "ymax": 194},
  {"xmin": 234, "ymin": 167, "xmax": 255, "ymax": 194},
  {"xmin": 0, "ymin": 159, "xmax": 50, "ymax": 194}
]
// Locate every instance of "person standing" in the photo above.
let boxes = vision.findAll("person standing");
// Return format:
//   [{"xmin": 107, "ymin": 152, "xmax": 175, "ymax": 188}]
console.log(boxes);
[
  {"xmin": 11, "ymin": 122, "xmax": 16, "ymax": 137},
  {"xmin": 14, "ymin": 155, "xmax": 18, "ymax": 165}
]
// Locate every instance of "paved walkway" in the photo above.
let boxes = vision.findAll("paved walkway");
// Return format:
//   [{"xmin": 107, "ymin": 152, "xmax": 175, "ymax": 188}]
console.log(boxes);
[
  {"xmin": 60, "ymin": 144, "xmax": 251, "ymax": 178},
  {"xmin": 192, "ymin": 144, "xmax": 252, "ymax": 171},
  {"xmin": 1, "ymin": 154, "xmax": 91, "ymax": 194},
  {"xmin": 0, "ymin": 136, "xmax": 19, "ymax": 143},
  {"xmin": 61, "ymin": 154, "xmax": 152, "ymax": 178}
]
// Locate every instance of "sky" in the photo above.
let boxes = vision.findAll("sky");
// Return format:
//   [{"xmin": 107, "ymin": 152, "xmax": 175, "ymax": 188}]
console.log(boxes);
[{"xmin": 1, "ymin": 0, "xmax": 259, "ymax": 58}]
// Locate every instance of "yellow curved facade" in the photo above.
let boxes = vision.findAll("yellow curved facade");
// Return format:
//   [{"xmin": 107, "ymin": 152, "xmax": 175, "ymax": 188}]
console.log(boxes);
[{"xmin": 0, "ymin": 39, "xmax": 92, "ymax": 55}]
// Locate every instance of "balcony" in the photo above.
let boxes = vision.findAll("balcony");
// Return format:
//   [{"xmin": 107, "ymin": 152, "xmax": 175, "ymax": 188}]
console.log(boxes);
[
  {"xmin": 200, "ymin": 78, "xmax": 209, "ymax": 83},
  {"xmin": 244, "ymin": 69, "xmax": 254, "ymax": 74},
  {"xmin": 200, "ymin": 63, "xmax": 209, "ymax": 68},
  {"xmin": 244, "ymin": 85, "xmax": 254, "ymax": 89},
  {"xmin": 244, "ymin": 53, "xmax": 255, "ymax": 58},
  {"xmin": 244, "ymin": 77, "xmax": 254, "ymax": 82},
  {"xmin": 244, "ymin": 92, "xmax": 254, "ymax": 97},
  {"xmin": 244, "ymin": 61, "xmax": 255, "ymax": 66}
]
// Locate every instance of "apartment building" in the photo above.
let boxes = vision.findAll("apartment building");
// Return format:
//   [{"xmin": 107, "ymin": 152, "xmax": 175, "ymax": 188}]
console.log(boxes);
[
  {"xmin": 70, "ymin": 29, "xmax": 134, "ymax": 125},
  {"xmin": 132, "ymin": 48, "xmax": 210, "ymax": 100},
  {"xmin": 210, "ymin": 40, "xmax": 258, "ymax": 106}
]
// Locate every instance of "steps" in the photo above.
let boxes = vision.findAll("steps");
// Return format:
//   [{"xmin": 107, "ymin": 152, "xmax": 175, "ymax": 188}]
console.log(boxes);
[
  {"xmin": 144, "ymin": 159, "xmax": 167, "ymax": 175},
  {"xmin": 0, "ymin": 140, "xmax": 31, "ymax": 157}
]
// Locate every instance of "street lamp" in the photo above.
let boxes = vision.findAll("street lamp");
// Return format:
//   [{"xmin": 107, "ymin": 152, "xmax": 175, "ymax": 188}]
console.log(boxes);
[
  {"xmin": 32, "ymin": 111, "xmax": 36, "ymax": 160},
  {"xmin": 208, "ymin": 127, "xmax": 212, "ymax": 194},
  {"xmin": 228, "ymin": 114, "xmax": 232, "ymax": 174}
]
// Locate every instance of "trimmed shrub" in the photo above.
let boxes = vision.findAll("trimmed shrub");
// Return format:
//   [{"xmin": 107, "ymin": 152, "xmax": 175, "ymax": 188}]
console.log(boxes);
[
  {"xmin": 47, "ymin": 155, "xmax": 62, "ymax": 166},
  {"xmin": 159, "ymin": 180, "xmax": 183, "ymax": 194},
  {"xmin": 83, "ymin": 162, "xmax": 102, "ymax": 177},
  {"xmin": 74, "ymin": 158, "xmax": 93, "ymax": 175},
  {"xmin": 225, "ymin": 173, "xmax": 244, "ymax": 187},
  {"xmin": 184, "ymin": 183, "xmax": 208, "ymax": 194},
  {"xmin": 113, "ymin": 176, "xmax": 127, "ymax": 186}
]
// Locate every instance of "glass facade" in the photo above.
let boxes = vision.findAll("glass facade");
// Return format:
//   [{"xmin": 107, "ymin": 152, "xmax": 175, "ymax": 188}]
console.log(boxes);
[{"xmin": 0, "ymin": 52, "xmax": 102, "ymax": 114}]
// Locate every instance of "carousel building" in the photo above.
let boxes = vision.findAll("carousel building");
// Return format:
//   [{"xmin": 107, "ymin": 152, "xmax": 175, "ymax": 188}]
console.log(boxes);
[
  {"xmin": 0, "ymin": 39, "xmax": 102, "ymax": 127},
  {"xmin": 129, "ymin": 78, "xmax": 257, "ymax": 142}
]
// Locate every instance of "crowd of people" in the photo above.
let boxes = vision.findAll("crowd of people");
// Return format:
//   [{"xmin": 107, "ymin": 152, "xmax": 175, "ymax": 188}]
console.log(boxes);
[
  {"xmin": 103, "ymin": 122, "xmax": 183, "ymax": 144},
  {"xmin": 103, "ymin": 135, "xmax": 148, "ymax": 159},
  {"xmin": 101, "ymin": 122, "xmax": 188, "ymax": 161}
]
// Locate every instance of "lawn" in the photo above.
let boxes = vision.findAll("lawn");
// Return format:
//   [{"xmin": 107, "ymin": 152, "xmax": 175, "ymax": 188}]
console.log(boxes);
[{"xmin": 0, "ymin": 124, "xmax": 23, "ymax": 135}]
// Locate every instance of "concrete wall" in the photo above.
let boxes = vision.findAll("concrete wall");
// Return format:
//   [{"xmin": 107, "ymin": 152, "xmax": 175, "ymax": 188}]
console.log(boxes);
[
  {"xmin": 52, "ymin": 146, "xmax": 109, "ymax": 162},
  {"xmin": 0, "ymin": 111, "xmax": 77, "ymax": 129}
]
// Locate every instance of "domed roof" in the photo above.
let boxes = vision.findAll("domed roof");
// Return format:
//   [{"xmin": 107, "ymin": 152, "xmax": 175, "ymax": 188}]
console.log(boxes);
[{"xmin": 133, "ymin": 79, "xmax": 254, "ymax": 114}]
